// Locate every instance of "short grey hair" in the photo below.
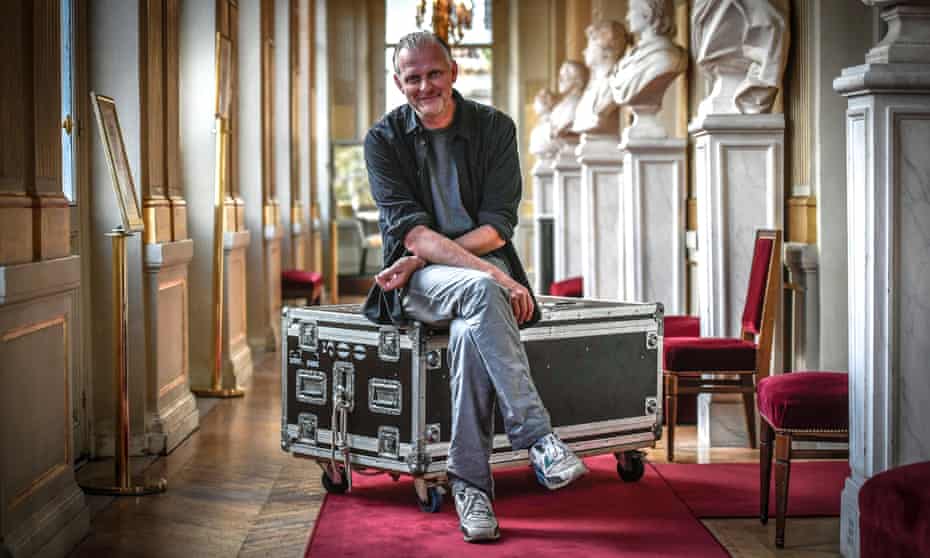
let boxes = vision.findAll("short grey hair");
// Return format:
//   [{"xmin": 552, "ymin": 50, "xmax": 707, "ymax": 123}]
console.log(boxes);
[{"xmin": 392, "ymin": 31, "xmax": 454, "ymax": 74}]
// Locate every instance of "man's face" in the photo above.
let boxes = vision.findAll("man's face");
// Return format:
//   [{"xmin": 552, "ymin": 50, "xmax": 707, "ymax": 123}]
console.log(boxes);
[{"xmin": 393, "ymin": 42, "xmax": 458, "ymax": 128}]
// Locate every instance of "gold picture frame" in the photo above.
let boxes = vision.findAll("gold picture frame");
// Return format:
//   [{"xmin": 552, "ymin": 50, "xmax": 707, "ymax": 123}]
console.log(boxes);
[
  {"xmin": 215, "ymin": 32, "xmax": 233, "ymax": 119},
  {"xmin": 90, "ymin": 92, "xmax": 144, "ymax": 233}
]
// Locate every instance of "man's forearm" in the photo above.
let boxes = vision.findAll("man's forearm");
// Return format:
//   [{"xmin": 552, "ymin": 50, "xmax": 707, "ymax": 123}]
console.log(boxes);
[
  {"xmin": 454, "ymin": 224, "xmax": 505, "ymax": 256},
  {"xmin": 404, "ymin": 225, "xmax": 506, "ymax": 279}
]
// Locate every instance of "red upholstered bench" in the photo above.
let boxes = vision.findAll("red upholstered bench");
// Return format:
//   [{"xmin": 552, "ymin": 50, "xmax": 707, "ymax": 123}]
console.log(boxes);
[
  {"xmin": 757, "ymin": 371, "xmax": 849, "ymax": 547},
  {"xmin": 549, "ymin": 276, "xmax": 583, "ymax": 297},
  {"xmin": 859, "ymin": 461, "xmax": 930, "ymax": 557},
  {"xmin": 281, "ymin": 270, "xmax": 323, "ymax": 306}
]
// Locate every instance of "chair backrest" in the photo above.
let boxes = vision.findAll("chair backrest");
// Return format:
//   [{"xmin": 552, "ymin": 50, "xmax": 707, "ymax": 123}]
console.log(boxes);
[{"xmin": 740, "ymin": 229, "xmax": 782, "ymax": 377}]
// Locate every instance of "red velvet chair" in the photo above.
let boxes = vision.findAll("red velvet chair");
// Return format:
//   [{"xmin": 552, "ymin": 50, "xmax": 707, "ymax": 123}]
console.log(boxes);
[
  {"xmin": 549, "ymin": 276, "xmax": 583, "ymax": 298},
  {"xmin": 859, "ymin": 461, "xmax": 930, "ymax": 557},
  {"xmin": 281, "ymin": 270, "xmax": 323, "ymax": 306},
  {"xmin": 758, "ymin": 371, "xmax": 848, "ymax": 547},
  {"xmin": 663, "ymin": 229, "xmax": 782, "ymax": 462}
]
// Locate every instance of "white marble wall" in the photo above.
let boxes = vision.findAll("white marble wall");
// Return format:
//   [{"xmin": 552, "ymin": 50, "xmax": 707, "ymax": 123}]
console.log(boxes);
[
  {"xmin": 690, "ymin": 114, "xmax": 784, "ymax": 339},
  {"xmin": 553, "ymin": 140, "xmax": 584, "ymax": 281},
  {"xmin": 577, "ymin": 134, "xmax": 623, "ymax": 299},
  {"xmin": 898, "ymin": 118, "xmax": 930, "ymax": 464},
  {"xmin": 621, "ymin": 138, "xmax": 687, "ymax": 312}
]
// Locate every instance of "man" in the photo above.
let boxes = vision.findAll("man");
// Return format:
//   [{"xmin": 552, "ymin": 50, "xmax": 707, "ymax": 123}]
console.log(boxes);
[{"xmin": 363, "ymin": 31, "xmax": 587, "ymax": 543}]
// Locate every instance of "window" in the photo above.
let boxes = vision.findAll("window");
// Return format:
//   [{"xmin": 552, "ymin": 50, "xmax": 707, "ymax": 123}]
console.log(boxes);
[{"xmin": 384, "ymin": 0, "xmax": 493, "ymax": 113}]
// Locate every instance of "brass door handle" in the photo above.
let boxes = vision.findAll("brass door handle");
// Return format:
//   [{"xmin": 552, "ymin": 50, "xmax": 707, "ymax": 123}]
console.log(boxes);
[{"xmin": 62, "ymin": 114, "xmax": 73, "ymax": 135}]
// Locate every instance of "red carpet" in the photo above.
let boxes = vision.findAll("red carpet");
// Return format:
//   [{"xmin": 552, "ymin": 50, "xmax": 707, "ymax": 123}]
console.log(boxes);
[
  {"xmin": 653, "ymin": 461, "xmax": 848, "ymax": 518},
  {"xmin": 306, "ymin": 455, "xmax": 728, "ymax": 557}
]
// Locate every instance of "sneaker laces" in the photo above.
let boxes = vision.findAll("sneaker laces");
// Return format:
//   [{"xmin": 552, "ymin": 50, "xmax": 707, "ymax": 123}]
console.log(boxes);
[
  {"xmin": 539, "ymin": 435, "xmax": 566, "ymax": 467},
  {"xmin": 461, "ymin": 489, "xmax": 494, "ymax": 523}
]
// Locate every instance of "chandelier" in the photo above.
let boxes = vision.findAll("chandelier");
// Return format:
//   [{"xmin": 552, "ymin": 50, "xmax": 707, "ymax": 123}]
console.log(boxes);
[{"xmin": 416, "ymin": 0, "xmax": 474, "ymax": 44}]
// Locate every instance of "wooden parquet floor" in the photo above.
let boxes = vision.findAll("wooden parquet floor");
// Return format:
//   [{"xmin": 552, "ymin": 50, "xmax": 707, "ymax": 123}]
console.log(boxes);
[{"xmin": 70, "ymin": 350, "xmax": 840, "ymax": 557}]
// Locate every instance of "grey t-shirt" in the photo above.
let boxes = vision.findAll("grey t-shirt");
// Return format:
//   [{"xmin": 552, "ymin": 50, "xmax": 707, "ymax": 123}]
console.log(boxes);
[{"xmin": 425, "ymin": 128, "xmax": 475, "ymax": 238}]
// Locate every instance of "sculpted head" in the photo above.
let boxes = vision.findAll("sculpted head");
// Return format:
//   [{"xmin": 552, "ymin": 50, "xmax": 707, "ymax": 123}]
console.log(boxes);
[
  {"xmin": 533, "ymin": 88, "xmax": 556, "ymax": 117},
  {"xmin": 627, "ymin": 0, "xmax": 675, "ymax": 37},
  {"xmin": 557, "ymin": 61, "xmax": 588, "ymax": 96},
  {"xmin": 582, "ymin": 20, "xmax": 628, "ymax": 70}
]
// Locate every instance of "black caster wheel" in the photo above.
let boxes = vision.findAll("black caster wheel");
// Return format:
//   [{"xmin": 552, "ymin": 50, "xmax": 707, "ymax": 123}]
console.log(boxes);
[
  {"xmin": 616, "ymin": 451, "xmax": 645, "ymax": 482},
  {"xmin": 322, "ymin": 469, "xmax": 349, "ymax": 494},
  {"xmin": 416, "ymin": 486, "xmax": 443, "ymax": 513}
]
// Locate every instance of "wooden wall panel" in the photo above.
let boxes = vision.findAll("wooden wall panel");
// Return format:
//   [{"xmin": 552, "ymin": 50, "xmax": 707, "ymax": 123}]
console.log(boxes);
[
  {"xmin": 32, "ymin": 0, "xmax": 61, "ymax": 196},
  {"xmin": 0, "ymin": 2, "xmax": 28, "ymax": 194},
  {"xmin": 166, "ymin": 0, "xmax": 181, "ymax": 201},
  {"xmin": 141, "ymin": 0, "xmax": 166, "ymax": 200}
]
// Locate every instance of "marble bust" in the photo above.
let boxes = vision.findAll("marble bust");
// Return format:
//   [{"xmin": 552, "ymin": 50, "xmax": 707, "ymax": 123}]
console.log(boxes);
[
  {"xmin": 692, "ymin": 0, "xmax": 788, "ymax": 115},
  {"xmin": 548, "ymin": 61, "xmax": 588, "ymax": 139},
  {"xmin": 571, "ymin": 20, "xmax": 629, "ymax": 136},
  {"xmin": 529, "ymin": 88, "xmax": 559, "ymax": 158},
  {"xmin": 610, "ymin": 0, "xmax": 688, "ymax": 139}
]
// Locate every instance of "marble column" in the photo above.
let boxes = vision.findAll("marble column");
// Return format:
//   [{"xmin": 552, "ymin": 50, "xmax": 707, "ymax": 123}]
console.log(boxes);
[
  {"xmin": 689, "ymin": 114, "xmax": 785, "ymax": 339},
  {"xmin": 620, "ymin": 138, "xmax": 687, "ymax": 311},
  {"xmin": 552, "ymin": 138, "xmax": 584, "ymax": 282},
  {"xmin": 532, "ymin": 157, "xmax": 556, "ymax": 294},
  {"xmin": 833, "ymin": 3, "xmax": 930, "ymax": 555},
  {"xmin": 577, "ymin": 133, "xmax": 624, "ymax": 299}
]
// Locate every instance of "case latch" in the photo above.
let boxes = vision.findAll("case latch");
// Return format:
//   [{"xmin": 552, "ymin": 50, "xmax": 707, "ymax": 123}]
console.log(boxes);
[
  {"xmin": 378, "ymin": 327, "xmax": 400, "ymax": 362},
  {"xmin": 296, "ymin": 369, "xmax": 327, "ymax": 405},
  {"xmin": 298, "ymin": 413, "xmax": 318, "ymax": 444},
  {"xmin": 369, "ymin": 378, "xmax": 402, "ymax": 415},
  {"xmin": 377, "ymin": 426, "xmax": 400, "ymax": 458},
  {"xmin": 646, "ymin": 332, "xmax": 659, "ymax": 350}
]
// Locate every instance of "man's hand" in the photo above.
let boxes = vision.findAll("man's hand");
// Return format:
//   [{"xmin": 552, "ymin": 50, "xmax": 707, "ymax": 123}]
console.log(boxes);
[
  {"xmin": 494, "ymin": 273, "xmax": 534, "ymax": 325},
  {"xmin": 375, "ymin": 256, "xmax": 426, "ymax": 291}
]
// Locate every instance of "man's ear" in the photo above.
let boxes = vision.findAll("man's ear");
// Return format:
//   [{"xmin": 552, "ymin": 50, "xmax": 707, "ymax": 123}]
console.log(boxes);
[
  {"xmin": 393, "ymin": 72, "xmax": 403, "ymax": 92},
  {"xmin": 450, "ymin": 61, "xmax": 458, "ymax": 84}
]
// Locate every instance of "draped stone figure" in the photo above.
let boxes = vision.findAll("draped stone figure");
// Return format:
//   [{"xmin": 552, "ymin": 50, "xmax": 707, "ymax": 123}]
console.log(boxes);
[
  {"xmin": 692, "ymin": 0, "xmax": 788, "ymax": 115},
  {"xmin": 610, "ymin": 0, "xmax": 687, "ymax": 139},
  {"xmin": 549, "ymin": 61, "xmax": 588, "ymax": 139},
  {"xmin": 571, "ymin": 20, "xmax": 628, "ymax": 136},
  {"xmin": 529, "ymin": 88, "xmax": 559, "ymax": 158}
]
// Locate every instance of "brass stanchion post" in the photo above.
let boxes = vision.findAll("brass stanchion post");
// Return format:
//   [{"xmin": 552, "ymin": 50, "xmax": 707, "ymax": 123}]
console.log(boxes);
[
  {"xmin": 192, "ymin": 116, "xmax": 243, "ymax": 398},
  {"xmin": 81, "ymin": 226, "xmax": 167, "ymax": 496}
]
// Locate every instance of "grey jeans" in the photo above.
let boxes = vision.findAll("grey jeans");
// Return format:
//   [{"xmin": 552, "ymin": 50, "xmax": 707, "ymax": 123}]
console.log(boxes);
[{"xmin": 402, "ymin": 259, "xmax": 552, "ymax": 496}]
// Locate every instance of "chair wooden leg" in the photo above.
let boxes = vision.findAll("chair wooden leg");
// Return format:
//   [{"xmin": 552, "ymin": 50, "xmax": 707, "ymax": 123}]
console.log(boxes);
[
  {"xmin": 774, "ymin": 431, "xmax": 792, "ymax": 548},
  {"xmin": 741, "ymin": 375, "xmax": 757, "ymax": 449},
  {"xmin": 665, "ymin": 374, "xmax": 678, "ymax": 462},
  {"xmin": 760, "ymin": 420, "xmax": 774, "ymax": 524}
]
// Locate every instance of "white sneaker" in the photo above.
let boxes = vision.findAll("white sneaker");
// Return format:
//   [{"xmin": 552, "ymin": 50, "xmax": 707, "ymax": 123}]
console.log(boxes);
[
  {"xmin": 529, "ymin": 433, "xmax": 588, "ymax": 490},
  {"xmin": 452, "ymin": 483, "xmax": 500, "ymax": 543}
]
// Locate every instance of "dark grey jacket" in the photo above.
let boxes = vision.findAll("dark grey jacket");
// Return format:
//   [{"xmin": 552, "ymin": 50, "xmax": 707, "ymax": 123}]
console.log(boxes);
[{"xmin": 362, "ymin": 90, "xmax": 541, "ymax": 327}]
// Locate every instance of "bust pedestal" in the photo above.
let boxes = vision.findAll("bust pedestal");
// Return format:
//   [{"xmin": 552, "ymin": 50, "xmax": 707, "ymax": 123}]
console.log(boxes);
[
  {"xmin": 576, "ymin": 133, "xmax": 624, "ymax": 299},
  {"xmin": 552, "ymin": 138, "xmax": 583, "ymax": 282},
  {"xmin": 688, "ymin": 113, "xmax": 785, "ymax": 339},
  {"xmin": 531, "ymin": 157, "xmax": 556, "ymax": 294},
  {"xmin": 619, "ymin": 137, "xmax": 687, "ymax": 311}
]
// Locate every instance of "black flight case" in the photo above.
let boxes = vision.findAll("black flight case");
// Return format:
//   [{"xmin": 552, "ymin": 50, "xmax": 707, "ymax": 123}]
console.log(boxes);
[{"xmin": 280, "ymin": 296, "xmax": 663, "ymax": 511}]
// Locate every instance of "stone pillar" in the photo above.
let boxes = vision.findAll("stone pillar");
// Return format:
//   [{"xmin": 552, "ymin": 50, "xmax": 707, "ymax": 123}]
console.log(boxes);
[
  {"xmin": 552, "ymin": 139, "xmax": 583, "ymax": 282},
  {"xmin": 532, "ymin": 157, "xmax": 556, "ymax": 294},
  {"xmin": 689, "ymin": 114, "xmax": 785, "ymax": 339},
  {"xmin": 142, "ymin": 240, "xmax": 200, "ymax": 454},
  {"xmin": 833, "ymin": 3, "xmax": 930, "ymax": 555},
  {"xmin": 181, "ymin": 0, "xmax": 253, "ymax": 391},
  {"xmin": 620, "ymin": 138, "xmax": 687, "ymax": 311},
  {"xmin": 577, "ymin": 133, "xmax": 624, "ymax": 299}
]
